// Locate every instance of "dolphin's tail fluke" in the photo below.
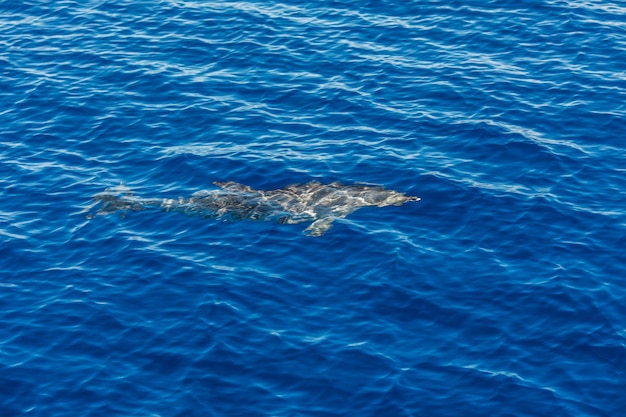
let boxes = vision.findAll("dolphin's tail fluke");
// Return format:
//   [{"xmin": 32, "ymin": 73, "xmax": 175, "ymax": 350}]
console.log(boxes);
[{"xmin": 86, "ymin": 184, "xmax": 161, "ymax": 219}]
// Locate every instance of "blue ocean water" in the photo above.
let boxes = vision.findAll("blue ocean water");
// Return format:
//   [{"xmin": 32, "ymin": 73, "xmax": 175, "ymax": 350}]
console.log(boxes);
[{"xmin": 1, "ymin": 0, "xmax": 625, "ymax": 415}]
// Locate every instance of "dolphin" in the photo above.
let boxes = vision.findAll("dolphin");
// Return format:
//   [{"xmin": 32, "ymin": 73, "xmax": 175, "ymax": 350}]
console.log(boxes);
[{"xmin": 87, "ymin": 181, "xmax": 420, "ymax": 236}]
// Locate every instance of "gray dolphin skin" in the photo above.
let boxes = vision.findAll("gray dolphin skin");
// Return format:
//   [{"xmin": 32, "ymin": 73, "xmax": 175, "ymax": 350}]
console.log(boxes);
[{"xmin": 87, "ymin": 181, "xmax": 420, "ymax": 236}]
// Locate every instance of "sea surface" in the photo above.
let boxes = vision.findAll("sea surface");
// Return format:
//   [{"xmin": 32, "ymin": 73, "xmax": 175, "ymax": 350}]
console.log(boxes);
[{"xmin": 1, "ymin": 1, "xmax": 625, "ymax": 416}]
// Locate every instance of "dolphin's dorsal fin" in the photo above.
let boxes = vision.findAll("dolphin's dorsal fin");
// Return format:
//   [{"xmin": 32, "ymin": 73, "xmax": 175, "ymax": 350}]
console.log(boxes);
[
  {"xmin": 213, "ymin": 181, "xmax": 255, "ymax": 193},
  {"xmin": 304, "ymin": 217, "xmax": 335, "ymax": 237}
]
